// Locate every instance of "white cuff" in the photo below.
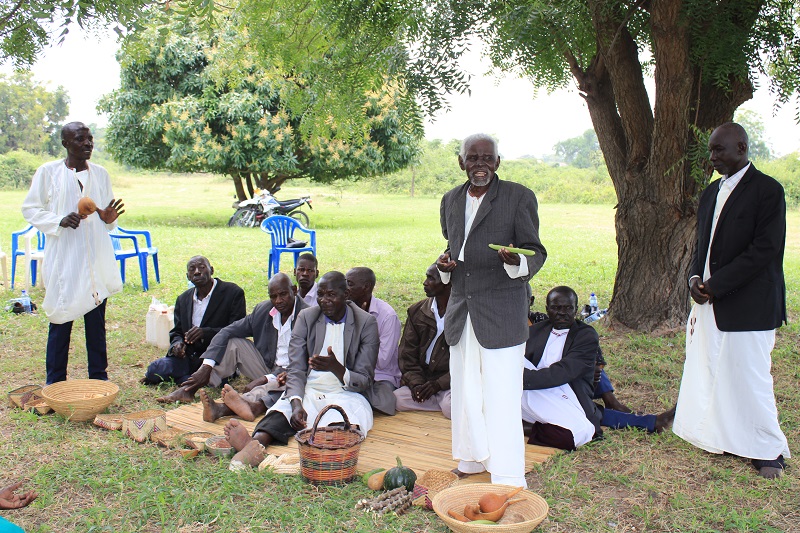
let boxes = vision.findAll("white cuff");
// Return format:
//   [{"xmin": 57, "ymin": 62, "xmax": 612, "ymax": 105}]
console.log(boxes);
[
  {"xmin": 343, "ymin": 369, "xmax": 352, "ymax": 387},
  {"xmin": 202, "ymin": 359, "xmax": 216, "ymax": 368},
  {"xmin": 688, "ymin": 275, "xmax": 701, "ymax": 289},
  {"xmin": 438, "ymin": 269, "xmax": 451, "ymax": 285},
  {"xmin": 503, "ymin": 253, "xmax": 529, "ymax": 279},
  {"xmin": 288, "ymin": 395, "xmax": 303, "ymax": 403}
]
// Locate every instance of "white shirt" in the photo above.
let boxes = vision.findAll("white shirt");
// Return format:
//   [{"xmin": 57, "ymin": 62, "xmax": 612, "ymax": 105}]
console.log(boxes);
[
  {"xmin": 425, "ymin": 298, "xmax": 446, "ymax": 364},
  {"xmin": 271, "ymin": 307, "xmax": 292, "ymax": 368},
  {"xmin": 302, "ymin": 282, "xmax": 318, "ymax": 307},
  {"xmin": 192, "ymin": 278, "xmax": 217, "ymax": 328}
]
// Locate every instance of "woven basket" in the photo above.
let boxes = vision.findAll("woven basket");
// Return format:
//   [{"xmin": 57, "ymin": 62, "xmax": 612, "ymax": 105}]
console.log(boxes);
[
  {"xmin": 412, "ymin": 469, "xmax": 459, "ymax": 509},
  {"xmin": 25, "ymin": 397, "xmax": 52, "ymax": 415},
  {"xmin": 205, "ymin": 435, "xmax": 234, "ymax": 458},
  {"xmin": 432, "ymin": 484, "xmax": 549, "ymax": 533},
  {"xmin": 94, "ymin": 414, "xmax": 124, "ymax": 431},
  {"xmin": 41, "ymin": 380, "xmax": 119, "ymax": 422},
  {"xmin": 8, "ymin": 385, "xmax": 42, "ymax": 408},
  {"xmin": 122, "ymin": 409, "xmax": 167, "ymax": 442},
  {"xmin": 295, "ymin": 404, "xmax": 365, "ymax": 486}
]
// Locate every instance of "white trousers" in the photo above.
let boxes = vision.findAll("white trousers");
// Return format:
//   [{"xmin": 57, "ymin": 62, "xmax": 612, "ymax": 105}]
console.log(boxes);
[{"xmin": 450, "ymin": 315, "xmax": 527, "ymax": 487}]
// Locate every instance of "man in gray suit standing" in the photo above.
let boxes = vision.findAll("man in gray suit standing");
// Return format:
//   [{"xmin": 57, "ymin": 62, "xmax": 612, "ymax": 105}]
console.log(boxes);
[{"xmin": 437, "ymin": 133, "xmax": 547, "ymax": 487}]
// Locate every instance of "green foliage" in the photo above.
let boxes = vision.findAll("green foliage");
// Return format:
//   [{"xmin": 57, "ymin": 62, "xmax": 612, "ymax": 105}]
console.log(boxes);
[
  {"xmin": 759, "ymin": 153, "xmax": 800, "ymax": 208},
  {"xmin": 99, "ymin": 17, "xmax": 423, "ymax": 198},
  {"xmin": 0, "ymin": 0, "xmax": 152, "ymax": 67},
  {"xmin": 552, "ymin": 129, "xmax": 602, "ymax": 169},
  {"xmin": 366, "ymin": 139, "xmax": 616, "ymax": 203},
  {"xmin": 0, "ymin": 149, "xmax": 46, "ymax": 189},
  {"xmin": 0, "ymin": 72, "xmax": 69, "ymax": 156},
  {"xmin": 734, "ymin": 109, "xmax": 772, "ymax": 161}
]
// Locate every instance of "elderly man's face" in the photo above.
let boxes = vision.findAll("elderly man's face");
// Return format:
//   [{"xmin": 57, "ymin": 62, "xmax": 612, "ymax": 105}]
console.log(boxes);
[
  {"xmin": 423, "ymin": 265, "xmax": 446, "ymax": 298},
  {"xmin": 186, "ymin": 257, "xmax": 213, "ymax": 287},
  {"xmin": 269, "ymin": 279, "xmax": 295, "ymax": 317},
  {"xmin": 62, "ymin": 126, "xmax": 94, "ymax": 162},
  {"xmin": 546, "ymin": 292, "xmax": 577, "ymax": 330},
  {"xmin": 459, "ymin": 139, "xmax": 500, "ymax": 188}
]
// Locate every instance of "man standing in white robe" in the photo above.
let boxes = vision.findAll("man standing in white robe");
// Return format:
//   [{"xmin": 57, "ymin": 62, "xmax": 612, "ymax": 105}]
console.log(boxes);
[
  {"xmin": 674, "ymin": 122, "xmax": 789, "ymax": 479},
  {"xmin": 437, "ymin": 133, "xmax": 546, "ymax": 487},
  {"xmin": 22, "ymin": 122, "xmax": 125, "ymax": 384}
]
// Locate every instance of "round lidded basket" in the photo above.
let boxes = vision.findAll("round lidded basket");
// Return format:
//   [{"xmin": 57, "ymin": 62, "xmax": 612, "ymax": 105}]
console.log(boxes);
[
  {"xmin": 412, "ymin": 469, "xmax": 459, "ymax": 509},
  {"xmin": 294, "ymin": 404, "xmax": 364, "ymax": 486},
  {"xmin": 41, "ymin": 379, "xmax": 119, "ymax": 422},
  {"xmin": 432, "ymin": 483, "xmax": 549, "ymax": 533},
  {"xmin": 122, "ymin": 409, "xmax": 167, "ymax": 443}
]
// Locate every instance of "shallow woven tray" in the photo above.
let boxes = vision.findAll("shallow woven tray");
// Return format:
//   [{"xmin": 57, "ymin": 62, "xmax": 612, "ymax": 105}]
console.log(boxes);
[
  {"xmin": 122, "ymin": 409, "xmax": 167, "ymax": 443},
  {"xmin": 206, "ymin": 435, "xmax": 234, "ymax": 458},
  {"xmin": 184, "ymin": 431, "xmax": 216, "ymax": 452},
  {"xmin": 94, "ymin": 414, "xmax": 124, "ymax": 431},
  {"xmin": 151, "ymin": 428, "xmax": 187, "ymax": 448},
  {"xmin": 8, "ymin": 385, "xmax": 42, "ymax": 409},
  {"xmin": 432, "ymin": 484, "xmax": 549, "ymax": 533},
  {"xmin": 41, "ymin": 380, "xmax": 119, "ymax": 422}
]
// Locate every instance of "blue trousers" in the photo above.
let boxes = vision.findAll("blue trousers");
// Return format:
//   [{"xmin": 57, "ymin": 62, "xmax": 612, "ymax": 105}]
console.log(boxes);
[
  {"xmin": 0, "ymin": 515, "xmax": 25, "ymax": 533},
  {"xmin": 46, "ymin": 300, "xmax": 107, "ymax": 384},
  {"xmin": 602, "ymin": 407, "xmax": 656, "ymax": 433},
  {"xmin": 593, "ymin": 369, "xmax": 614, "ymax": 398},
  {"xmin": 143, "ymin": 354, "xmax": 202, "ymax": 385}
]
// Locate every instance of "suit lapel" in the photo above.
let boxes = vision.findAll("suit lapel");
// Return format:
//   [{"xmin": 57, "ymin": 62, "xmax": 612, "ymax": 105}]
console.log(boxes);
[
  {"xmin": 447, "ymin": 183, "xmax": 468, "ymax": 253},
  {"xmin": 199, "ymin": 280, "xmax": 222, "ymax": 327},
  {"xmin": 312, "ymin": 308, "xmax": 327, "ymax": 356},
  {"xmin": 343, "ymin": 303, "xmax": 355, "ymax": 363},
  {"xmin": 715, "ymin": 164, "xmax": 755, "ymax": 230}
]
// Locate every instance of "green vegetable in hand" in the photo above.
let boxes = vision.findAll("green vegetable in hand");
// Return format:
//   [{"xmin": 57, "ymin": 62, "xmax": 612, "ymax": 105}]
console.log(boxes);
[{"xmin": 488, "ymin": 244, "xmax": 535, "ymax": 256}]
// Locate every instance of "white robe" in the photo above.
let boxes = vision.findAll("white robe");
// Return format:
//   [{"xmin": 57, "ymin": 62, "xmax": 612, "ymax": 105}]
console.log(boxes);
[{"xmin": 21, "ymin": 160, "xmax": 122, "ymax": 324}]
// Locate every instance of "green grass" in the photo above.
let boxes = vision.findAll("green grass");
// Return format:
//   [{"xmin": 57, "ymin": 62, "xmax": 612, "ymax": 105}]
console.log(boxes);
[{"xmin": 1, "ymin": 171, "xmax": 798, "ymax": 532}]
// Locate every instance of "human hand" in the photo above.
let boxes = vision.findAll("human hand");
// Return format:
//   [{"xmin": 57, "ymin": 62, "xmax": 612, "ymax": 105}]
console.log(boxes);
[
  {"xmin": 276, "ymin": 372, "xmax": 287, "ymax": 386},
  {"xmin": 436, "ymin": 252, "xmax": 457, "ymax": 272},
  {"xmin": 0, "ymin": 481, "xmax": 38, "ymax": 510},
  {"xmin": 183, "ymin": 326, "xmax": 204, "ymax": 345},
  {"xmin": 497, "ymin": 243, "xmax": 521, "ymax": 266},
  {"xmin": 97, "ymin": 199, "xmax": 125, "ymax": 224},
  {"xmin": 413, "ymin": 381, "xmax": 441, "ymax": 402},
  {"xmin": 243, "ymin": 375, "xmax": 269, "ymax": 393},
  {"xmin": 290, "ymin": 400, "xmax": 307, "ymax": 430},
  {"xmin": 309, "ymin": 347, "xmax": 345, "ymax": 374},
  {"xmin": 180, "ymin": 364, "xmax": 212, "ymax": 389},
  {"xmin": 689, "ymin": 278, "xmax": 712, "ymax": 305},
  {"xmin": 171, "ymin": 342, "xmax": 187, "ymax": 359},
  {"xmin": 59, "ymin": 212, "xmax": 85, "ymax": 229}
]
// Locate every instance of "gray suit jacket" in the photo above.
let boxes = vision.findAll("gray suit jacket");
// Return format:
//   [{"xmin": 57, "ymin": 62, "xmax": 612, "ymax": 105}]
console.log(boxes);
[
  {"xmin": 440, "ymin": 176, "xmax": 547, "ymax": 348},
  {"xmin": 285, "ymin": 301, "xmax": 379, "ymax": 398},
  {"xmin": 203, "ymin": 295, "xmax": 309, "ymax": 369}
]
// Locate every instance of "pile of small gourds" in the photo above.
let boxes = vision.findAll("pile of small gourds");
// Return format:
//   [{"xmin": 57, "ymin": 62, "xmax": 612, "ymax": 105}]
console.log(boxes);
[{"xmin": 447, "ymin": 487, "xmax": 525, "ymax": 525}]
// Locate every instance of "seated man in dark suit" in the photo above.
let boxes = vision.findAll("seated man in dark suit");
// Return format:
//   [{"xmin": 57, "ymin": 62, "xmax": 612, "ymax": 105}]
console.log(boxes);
[
  {"xmin": 223, "ymin": 271, "xmax": 379, "ymax": 467},
  {"xmin": 394, "ymin": 263, "xmax": 452, "ymax": 418},
  {"xmin": 143, "ymin": 256, "xmax": 246, "ymax": 389},
  {"xmin": 198, "ymin": 272, "xmax": 309, "ymax": 420},
  {"xmin": 522, "ymin": 286, "xmax": 675, "ymax": 451}
]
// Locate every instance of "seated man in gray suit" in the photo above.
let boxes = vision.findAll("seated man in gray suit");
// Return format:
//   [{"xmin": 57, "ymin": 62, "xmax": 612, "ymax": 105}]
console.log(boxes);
[
  {"xmin": 224, "ymin": 271, "xmax": 379, "ymax": 466},
  {"xmin": 158, "ymin": 273, "xmax": 306, "ymax": 404},
  {"xmin": 144, "ymin": 256, "xmax": 246, "ymax": 388}
]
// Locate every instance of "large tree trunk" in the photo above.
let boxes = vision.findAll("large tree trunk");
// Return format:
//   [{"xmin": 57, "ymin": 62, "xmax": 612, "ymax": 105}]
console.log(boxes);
[{"xmin": 578, "ymin": 0, "xmax": 751, "ymax": 331}]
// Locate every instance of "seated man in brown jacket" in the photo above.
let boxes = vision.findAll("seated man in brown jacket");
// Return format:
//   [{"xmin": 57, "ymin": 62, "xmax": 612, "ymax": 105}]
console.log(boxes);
[{"xmin": 393, "ymin": 264, "xmax": 452, "ymax": 418}]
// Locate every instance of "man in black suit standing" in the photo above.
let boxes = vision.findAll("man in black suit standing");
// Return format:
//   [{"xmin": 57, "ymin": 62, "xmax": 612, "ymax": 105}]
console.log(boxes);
[
  {"xmin": 146, "ymin": 256, "xmax": 246, "ymax": 399},
  {"xmin": 674, "ymin": 122, "xmax": 789, "ymax": 479},
  {"xmin": 437, "ymin": 133, "xmax": 547, "ymax": 487}
]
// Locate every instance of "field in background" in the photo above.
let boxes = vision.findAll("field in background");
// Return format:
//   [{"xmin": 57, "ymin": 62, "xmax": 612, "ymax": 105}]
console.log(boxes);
[{"xmin": 0, "ymin": 171, "xmax": 798, "ymax": 532}]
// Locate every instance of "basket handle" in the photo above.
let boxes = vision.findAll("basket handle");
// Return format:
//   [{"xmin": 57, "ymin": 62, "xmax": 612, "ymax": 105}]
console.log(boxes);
[{"xmin": 309, "ymin": 404, "xmax": 351, "ymax": 445}]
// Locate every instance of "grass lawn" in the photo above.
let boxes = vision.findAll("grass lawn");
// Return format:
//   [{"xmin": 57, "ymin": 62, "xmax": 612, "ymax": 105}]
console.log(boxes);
[{"xmin": 1, "ymin": 171, "xmax": 798, "ymax": 532}]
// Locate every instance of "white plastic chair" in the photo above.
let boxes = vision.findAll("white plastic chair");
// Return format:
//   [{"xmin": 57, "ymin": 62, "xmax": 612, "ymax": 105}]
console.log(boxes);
[{"xmin": 0, "ymin": 240, "xmax": 8, "ymax": 291}]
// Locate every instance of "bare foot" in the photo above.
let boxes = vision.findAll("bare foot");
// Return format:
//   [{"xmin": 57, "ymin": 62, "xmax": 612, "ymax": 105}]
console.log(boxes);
[
  {"xmin": 654, "ymin": 406, "xmax": 677, "ymax": 433},
  {"xmin": 757, "ymin": 466, "xmax": 784, "ymax": 479},
  {"xmin": 231, "ymin": 440, "xmax": 266, "ymax": 468},
  {"xmin": 602, "ymin": 392, "xmax": 632, "ymax": 413},
  {"xmin": 221, "ymin": 386, "xmax": 258, "ymax": 422},
  {"xmin": 156, "ymin": 387, "xmax": 195, "ymax": 404},
  {"xmin": 199, "ymin": 389, "xmax": 233, "ymax": 422},
  {"xmin": 224, "ymin": 419, "xmax": 254, "ymax": 452}
]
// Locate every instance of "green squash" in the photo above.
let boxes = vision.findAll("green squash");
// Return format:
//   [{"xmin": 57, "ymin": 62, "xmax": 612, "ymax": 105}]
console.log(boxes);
[{"xmin": 382, "ymin": 456, "xmax": 417, "ymax": 491}]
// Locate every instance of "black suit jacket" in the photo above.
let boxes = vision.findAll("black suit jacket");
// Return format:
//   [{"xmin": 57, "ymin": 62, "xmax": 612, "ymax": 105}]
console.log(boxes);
[
  {"xmin": 169, "ymin": 279, "xmax": 247, "ymax": 358},
  {"xmin": 523, "ymin": 319, "xmax": 603, "ymax": 437},
  {"xmin": 691, "ymin": 164, "xmax": 786, "ymax": 331}
]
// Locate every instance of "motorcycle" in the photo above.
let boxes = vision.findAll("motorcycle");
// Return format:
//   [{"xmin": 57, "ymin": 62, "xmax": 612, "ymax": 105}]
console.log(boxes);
[{"xmin": 227, "ymin": 189, "xmax": 312, "ymax": 228}]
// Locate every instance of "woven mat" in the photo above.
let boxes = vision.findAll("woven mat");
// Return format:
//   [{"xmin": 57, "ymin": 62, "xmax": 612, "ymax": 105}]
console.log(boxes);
[{"xmin": 166, "ymin": 403, "xmax": 559, "ymax": 483}]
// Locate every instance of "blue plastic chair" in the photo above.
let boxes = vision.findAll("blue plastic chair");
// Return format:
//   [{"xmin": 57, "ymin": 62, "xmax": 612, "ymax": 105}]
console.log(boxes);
[
  {"xmin": 10, "ymin": 225, "xmax": 45, "ymax": 288},
  {"xmin": 108, "ymin": 227, "xmax": 160, "ymax": 291},
  {"xmin": 260, "ymin": 216, "xmax": 316, "ymax": 277}
]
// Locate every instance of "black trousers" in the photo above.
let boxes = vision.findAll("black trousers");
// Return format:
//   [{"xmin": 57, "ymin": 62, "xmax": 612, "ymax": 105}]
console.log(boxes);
[
  {"xmin": 254, "ymin": 411, "xmax": 297, "ymax": 445},
  {"xmin": 46, "ymin": 299, "xmax": 108, "ymax": 384}
]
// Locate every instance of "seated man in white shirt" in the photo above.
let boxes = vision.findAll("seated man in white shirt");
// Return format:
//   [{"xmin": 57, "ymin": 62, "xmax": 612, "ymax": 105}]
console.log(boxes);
[
  {"xmin": 158, "ymin": 273, "xmax": 306, "ymax": 405},
  {"xmin": 224, "ymin": 271, "xmax": 379, "ymax": 466},
  {"xmin": 294, "ymin": 253, "xmax": 319, "ymax": 307}
]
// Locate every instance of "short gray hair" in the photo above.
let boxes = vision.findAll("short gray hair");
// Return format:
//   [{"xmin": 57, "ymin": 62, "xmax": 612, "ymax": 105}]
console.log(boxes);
[{"xmin": 459, "ymin": 133, "xmax": 498, "ymax": 158}]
